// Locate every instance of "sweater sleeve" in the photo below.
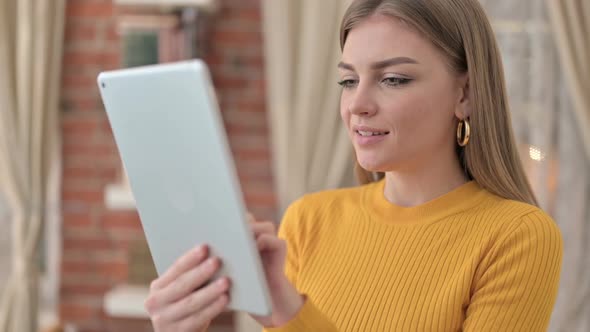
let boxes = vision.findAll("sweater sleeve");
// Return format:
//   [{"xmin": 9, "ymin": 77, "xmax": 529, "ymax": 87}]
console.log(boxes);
[
  {"xmin": 463, "ymin": 210, "xmax": 563, "ymax": 331},
  {"xmin": 262, "ymin": 198, "xmax": 338, "ymax": 332}
]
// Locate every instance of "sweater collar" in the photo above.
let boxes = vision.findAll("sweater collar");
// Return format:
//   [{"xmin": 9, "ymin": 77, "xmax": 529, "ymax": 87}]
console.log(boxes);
[{"xmin": 362, "ymin": 179, "xmax": 487, "ymax": 226}]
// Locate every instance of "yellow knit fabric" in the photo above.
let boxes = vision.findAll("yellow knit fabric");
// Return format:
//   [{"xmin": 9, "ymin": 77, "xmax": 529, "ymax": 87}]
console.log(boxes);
[{"xmin": 264, "ymin": 180, "xmax": 563, "ymax": 332}]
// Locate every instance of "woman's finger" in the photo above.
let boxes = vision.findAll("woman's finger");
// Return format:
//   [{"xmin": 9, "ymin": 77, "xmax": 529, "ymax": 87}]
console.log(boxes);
[
  {"xmin": 157, "ymin": 276, "xmax": 231, "ymax": 323},
  {"xmin": 251, "ymin": 221, "xmax": 276, "ymax": 237},
  {"xmin": 153, "ymin": 256, "xmax": 222, "ymax": 308},
  {"xmin": 150, "ymin": 245, "xmax": 208, "ymax": 291},
  {"xmin": 177, "ymin": 294, "xmax": 230, "ymax": 332},
  {"xmin": 257, "ymin": 233, "xmax": 284, "ymax": 252}
]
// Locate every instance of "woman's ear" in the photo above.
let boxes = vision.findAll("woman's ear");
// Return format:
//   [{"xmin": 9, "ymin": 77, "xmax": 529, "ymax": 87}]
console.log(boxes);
[{"xmin": 455, "ymin": 74, "xmax": 471, "ymax": 119}]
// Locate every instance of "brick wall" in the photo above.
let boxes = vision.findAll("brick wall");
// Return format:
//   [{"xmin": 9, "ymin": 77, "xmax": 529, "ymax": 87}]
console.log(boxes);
[{"xmin": 60, "ymin": 0, "xmax": 274, "ymax": 331}]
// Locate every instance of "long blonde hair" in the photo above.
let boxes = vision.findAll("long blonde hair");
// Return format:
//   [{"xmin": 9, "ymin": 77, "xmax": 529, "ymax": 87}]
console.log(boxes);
[{"xmin": 341, "ymin": 0, "xmax": 538, "ymax": 206}]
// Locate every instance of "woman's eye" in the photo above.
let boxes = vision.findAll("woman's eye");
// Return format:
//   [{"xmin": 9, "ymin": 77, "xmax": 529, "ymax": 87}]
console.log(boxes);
[
  {"xmin": 337, "ymin": 79, "xmax": 358, "ymax": 89},
  {"xmin": 382, "ymin": 77, "xmax": 412, "ymax": 87}
]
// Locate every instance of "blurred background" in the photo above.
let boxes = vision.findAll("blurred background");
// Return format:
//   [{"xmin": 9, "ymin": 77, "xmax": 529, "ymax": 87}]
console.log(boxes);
[{"xmin": 0, "ymin": 0, "xmax": 588, "ymax": 331}]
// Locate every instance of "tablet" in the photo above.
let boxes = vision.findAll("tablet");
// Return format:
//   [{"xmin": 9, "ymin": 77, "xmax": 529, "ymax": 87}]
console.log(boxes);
[{"xmin": 97, "ymin": 60, "xmax": 272, "ymax": 316}]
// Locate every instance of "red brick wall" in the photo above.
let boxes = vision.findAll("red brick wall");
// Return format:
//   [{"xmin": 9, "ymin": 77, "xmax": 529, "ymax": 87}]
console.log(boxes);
[{"xmin": 60, "ymin": 0, "xmax": 274, "ymax": 330}]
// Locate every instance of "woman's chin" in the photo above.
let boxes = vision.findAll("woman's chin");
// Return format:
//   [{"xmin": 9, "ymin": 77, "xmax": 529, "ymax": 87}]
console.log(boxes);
[{"xmin": 357, "ymin": 157, "xmax": 391, "ymax": 173}]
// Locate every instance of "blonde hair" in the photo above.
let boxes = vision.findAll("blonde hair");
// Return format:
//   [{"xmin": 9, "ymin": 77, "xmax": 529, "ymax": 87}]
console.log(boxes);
[{"xmin": 341, "ymin": 0, "xmax": 538, "ymax": 206}]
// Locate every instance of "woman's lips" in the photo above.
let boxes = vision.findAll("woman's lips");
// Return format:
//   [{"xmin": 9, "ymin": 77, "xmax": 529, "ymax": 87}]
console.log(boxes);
[{"xmin": 353, "ymin": 129, "xmax": 390, "ymax": 146}]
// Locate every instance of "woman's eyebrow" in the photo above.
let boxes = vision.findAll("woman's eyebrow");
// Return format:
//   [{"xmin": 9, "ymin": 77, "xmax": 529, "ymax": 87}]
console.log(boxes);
[
  {"xmin": 337, "ymin": 62, "xmax": 355, "ymax": 71},
  {"xmin": 371, "ymin": 57, "xmax": 419, "ymax": 69},
  {"xmin": 337, "ymin": 57, "xmax": 419, "ymax": 71}
]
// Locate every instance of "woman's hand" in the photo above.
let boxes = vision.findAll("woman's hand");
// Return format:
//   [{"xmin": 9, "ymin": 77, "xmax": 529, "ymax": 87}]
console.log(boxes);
[
  {"xmin": 247, "ymin": 213, "xmax": 305, "ymax": 328},
  {"xmin": 144, "ymin": 245, "xmax": 230, "ymax": 332}
]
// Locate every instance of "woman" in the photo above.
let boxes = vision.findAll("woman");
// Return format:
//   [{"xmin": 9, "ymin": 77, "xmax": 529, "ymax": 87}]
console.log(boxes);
[{"xmin": 144, "ymin": 0, "xmax": 563, "ymax": 331}]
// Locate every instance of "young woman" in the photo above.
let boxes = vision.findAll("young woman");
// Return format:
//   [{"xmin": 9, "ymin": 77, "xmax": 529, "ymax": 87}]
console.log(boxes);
[{"xmin": 144, "ymin": 0, "xmax": 563, "ymax": 331}]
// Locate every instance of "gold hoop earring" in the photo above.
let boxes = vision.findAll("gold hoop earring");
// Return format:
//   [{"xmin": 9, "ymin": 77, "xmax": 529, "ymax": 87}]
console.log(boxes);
[{"xmin": 457, "ymin": 118, "xmax": 470, "ymax": 147}]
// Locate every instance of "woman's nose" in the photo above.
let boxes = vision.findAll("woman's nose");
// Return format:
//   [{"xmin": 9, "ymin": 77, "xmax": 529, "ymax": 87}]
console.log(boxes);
[{"xmin": 348, "ymin": 88, "xmax": 377, "ymax": 117}]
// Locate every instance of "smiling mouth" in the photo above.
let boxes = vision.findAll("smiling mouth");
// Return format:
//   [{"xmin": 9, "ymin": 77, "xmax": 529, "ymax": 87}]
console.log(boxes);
[{"xmin": 355, "ymin": 130, "xmax": 390, "ymax": 137}]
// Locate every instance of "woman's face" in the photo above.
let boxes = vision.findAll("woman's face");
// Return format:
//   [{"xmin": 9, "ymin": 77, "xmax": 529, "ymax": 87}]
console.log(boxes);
[{"xmin": 339, "ymin": 14, "xmax": 468, "ymax": 173}]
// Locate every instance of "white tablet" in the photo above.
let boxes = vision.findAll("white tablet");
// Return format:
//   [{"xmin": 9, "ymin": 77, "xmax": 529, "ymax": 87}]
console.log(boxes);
[{"xmin": 97, "ymin": 60, "xmax": 271, "ymax": 316}]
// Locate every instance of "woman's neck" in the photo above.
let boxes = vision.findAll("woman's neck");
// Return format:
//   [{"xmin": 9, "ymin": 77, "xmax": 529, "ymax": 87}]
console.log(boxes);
[{"xmin": 383, "ymin": 156, "xmax": 469, "ymax": 208}]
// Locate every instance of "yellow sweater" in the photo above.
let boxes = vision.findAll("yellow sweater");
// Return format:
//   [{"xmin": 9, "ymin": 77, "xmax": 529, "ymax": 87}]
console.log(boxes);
[{"xmin": 265, "ymin": 180, "xmax": 562, "ymax": 332}]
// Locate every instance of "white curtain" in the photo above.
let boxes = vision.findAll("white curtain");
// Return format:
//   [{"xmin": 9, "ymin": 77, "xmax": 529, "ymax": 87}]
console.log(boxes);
[
  {"xmin": 547, "ymin": 0, "xmax": 590, "ymax": 160},
  {"xmin": 545, "ymin": 1, "xmax": 590, "ymax": 330},
  {"xmin": 480, "ymin": 0, "xmax": 590, "ymax": 330},
  {"xmin": 262, "ymin": 0, "xmax": 354, "ymax": 213},
  {"xmin": 0, "ymin": 1, "xmax": 66, "ymax": 331}
]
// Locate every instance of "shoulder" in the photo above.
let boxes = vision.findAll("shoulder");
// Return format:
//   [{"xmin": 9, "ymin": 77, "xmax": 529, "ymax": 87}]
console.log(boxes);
[
  {"xmin": 474, "ymin": 192, "xmax": 563, "ymax": 264},
  {"xmin": 473, "ymin": 189, "xmax": 558, "ymax": 233},
  {"xmin": 461, "ymin": 188, "xmax": 563, "ymax": 261},
  {"xmin": 287, "ymin": 184, "xmax": 373, "ymax": 215},
  {"xmin": 279, "ymin": 182, "xmax": 373, "ymax": 233},
  {"xmin": 477, "ymin": 189, "xmax": 537, "ymax": 217},
  {"xmin": 498, "ymin": 205, "xmax": 562, "ymax": 253}
]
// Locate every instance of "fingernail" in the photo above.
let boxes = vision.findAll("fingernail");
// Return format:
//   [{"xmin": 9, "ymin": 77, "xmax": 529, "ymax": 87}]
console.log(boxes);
[
  {"xmin": 217, "ymin": 277, "xmax": 228, "ymax": 288},
  {"xmin": 208, "ymin": 257, "xmax": 218, "ymax": 267}
]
